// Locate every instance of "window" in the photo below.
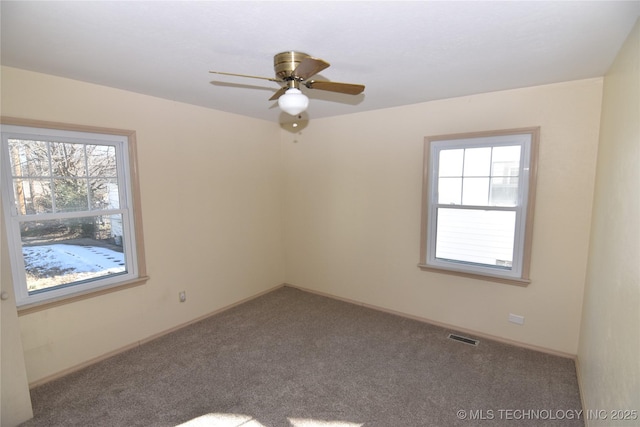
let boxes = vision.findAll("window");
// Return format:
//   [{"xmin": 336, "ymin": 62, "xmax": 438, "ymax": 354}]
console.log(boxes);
[
  {"xmin": 419, "ymin": 128, "xmax": 539, "ymax": 284},
  {"xmin": 1, "ymin": 119, "xmax": 147, "ymax": 309}
]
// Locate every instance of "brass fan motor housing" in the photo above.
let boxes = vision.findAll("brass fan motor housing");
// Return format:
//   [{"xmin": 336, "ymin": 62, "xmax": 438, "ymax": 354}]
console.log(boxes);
[{"xmin": 274, "ymin": 51, "xmax": 310, "ymax": 80}]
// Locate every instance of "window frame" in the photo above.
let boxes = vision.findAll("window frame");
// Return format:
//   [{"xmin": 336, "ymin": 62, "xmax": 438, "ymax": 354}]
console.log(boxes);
[
  {"xmin": 1, "ymin": 117, "xmax": 148, "ymax": 313},
  {"xmin": 418, "ymin": 127, "xmax": 539, "ymax": 285}
]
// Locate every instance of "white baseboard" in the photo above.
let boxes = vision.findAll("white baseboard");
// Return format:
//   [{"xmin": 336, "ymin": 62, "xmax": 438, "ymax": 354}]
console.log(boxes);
[
  {"xmin": 28, "ymin": 283, "xmax": 285, "ymax": 388},
  {"xmin": 30, "ymin": 282, "xmax": 578, "ymax": 390},
  {"xmin": 284, "ymin": 283, "xmax": 577, "ymax": 360}
]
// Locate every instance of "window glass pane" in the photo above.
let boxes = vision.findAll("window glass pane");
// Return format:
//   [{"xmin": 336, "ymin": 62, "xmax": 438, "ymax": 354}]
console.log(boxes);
[
  {"xmin": 490, "ymin": 177, "xmax": 519, "ymax": 206},
  {"xmin": 438, "ymin": 149, "xmax": 463, "ymax": 177},
  {"xmin": 462, "ymin": 177, "xmax": 489, "ymax": 205},
  {"xmin": 50, "ymin": 142, "xmax": 86, "ymax": 177},
  {"xmin": 20, "ymin": 215, "xmax": 127, "ymax": 294},
  {"xmin": 9, "ymin": 139, "xmax": 50, "ymax": 177},
  {"xmin": 86, "ymin": 144, "xmax": 117, "ymax": 177},
  {"xmin": 463, "ymin": 147, "xmax": 491, "ymax": 177},
  {"xmin": 90, "ymin": 178, "xmax": 120, "ymax": 210},
  {"xmin": 435, "ymin": 208, "xmax": 515, "ymax": 269},
  {"xmin": 54, "ymin": 178, "xmax": 88, "ymax": 212},
  {"xmin": 438, "ymin": 177, "xmax": 462, "ymax": 204},
  {"xmin": 491, "ymin": 146, "xmax": 521, "ymax": 176},
  {"xmin": 13, "ymin": 179, "xmax": 52, "ymax": 214}
]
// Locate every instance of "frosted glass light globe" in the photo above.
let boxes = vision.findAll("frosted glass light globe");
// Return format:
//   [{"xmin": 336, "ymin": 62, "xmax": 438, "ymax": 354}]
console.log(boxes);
[{"xmin": 278, "ymin": 88, "xmax": 309, "ymax": 115}]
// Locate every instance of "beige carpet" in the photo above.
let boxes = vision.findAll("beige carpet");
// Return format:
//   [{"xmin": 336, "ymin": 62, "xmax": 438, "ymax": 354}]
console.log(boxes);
[{"xmin": 20, "ymin": 286, "xmax": 583, "ymax": 426}]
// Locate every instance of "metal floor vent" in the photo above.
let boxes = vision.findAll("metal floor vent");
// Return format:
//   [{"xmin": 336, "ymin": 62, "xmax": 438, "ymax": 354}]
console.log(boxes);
[{"xmin": 448, "ymin": 333, "xmax": 479, "ymax": 346}]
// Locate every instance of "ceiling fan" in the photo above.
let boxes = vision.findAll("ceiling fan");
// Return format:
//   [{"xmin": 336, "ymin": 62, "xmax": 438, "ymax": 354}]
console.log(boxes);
[{"xmin": 210, "ymin": 51, "xmax": 365, "ymax": 115}]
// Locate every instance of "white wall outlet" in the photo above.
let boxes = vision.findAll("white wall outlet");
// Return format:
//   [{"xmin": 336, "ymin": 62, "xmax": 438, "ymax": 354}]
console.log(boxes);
[
  {"xmin": 508, "ymin": 313, "xmax": 525, "ymax": 325},
  {"xmin": 179, "ymin": 291, "xmax": 186, "ymax": 303}
]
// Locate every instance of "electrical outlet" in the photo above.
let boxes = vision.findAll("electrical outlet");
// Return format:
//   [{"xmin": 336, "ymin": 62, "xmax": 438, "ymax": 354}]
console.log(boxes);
[
  {"xmin": 179, "ymin": 291, "xmax": 186, "ymax": 303},
  {"xmin": 508, "ymin": 313, "xmax": 524, "ymax": 325}
]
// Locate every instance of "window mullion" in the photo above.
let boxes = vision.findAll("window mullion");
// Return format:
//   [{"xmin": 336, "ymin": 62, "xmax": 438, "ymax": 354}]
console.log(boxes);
[
  {"xmin": 84, "ymin": 144, "xmax": 92, "ymax": 211},
  {"xmin": 488, "ymin": 147, "xmax": 494, "ymax": 205},
  {"xmin": 460, "ymin": 149, "xmax": 465, "ymax": 204},
  {"xmin": 434, "ymin": 204, "xmax": 517, "ymax": 212},
  {"xmin": 16, "ymin": 208, "xmax": 127, "ymax": 222},
  {"xmin": 47, "ymin": 141, "xmax": 56, "ymax": 213}
]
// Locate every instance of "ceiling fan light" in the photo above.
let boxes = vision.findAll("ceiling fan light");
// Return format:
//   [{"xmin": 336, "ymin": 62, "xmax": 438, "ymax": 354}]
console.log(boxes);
[{"xmin": 278, "ymin": 88, "xmax": 309, "ymax": 115}]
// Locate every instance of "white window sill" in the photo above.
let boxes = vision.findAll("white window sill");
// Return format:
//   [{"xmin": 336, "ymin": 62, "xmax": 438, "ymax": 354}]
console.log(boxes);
[
  {"xmin": 417, "ymin": 264, "xmax": 530, "ymax": 287},
  {"xmin": 17, "ymin": 276, "xmax": 150, "ymax": 316}
]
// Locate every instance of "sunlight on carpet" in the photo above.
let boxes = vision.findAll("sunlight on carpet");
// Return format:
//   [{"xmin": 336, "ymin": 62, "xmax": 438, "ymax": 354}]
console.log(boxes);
[
  {"xmin": 288, "ymin": 418, "xmax": 363, "ymax": 427},
  {"xmin": 176, "ymin": 413, "xmax": 261, "ymax": 426},
  {"xmin": 176, "ymin": 413, "xmax": 363, "ymax": 427}
]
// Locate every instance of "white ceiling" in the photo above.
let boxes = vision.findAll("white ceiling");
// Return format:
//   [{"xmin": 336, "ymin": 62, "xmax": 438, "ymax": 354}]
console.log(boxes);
[{"xmin": 2, "ymin": 1, "xmax": 639, "ymax": 123}]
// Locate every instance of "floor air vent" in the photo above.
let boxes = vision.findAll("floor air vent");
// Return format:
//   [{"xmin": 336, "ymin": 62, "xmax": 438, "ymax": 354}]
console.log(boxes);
[{"xmin": 448, "ymin": 333, "xmax": 479, "ymax": 346}]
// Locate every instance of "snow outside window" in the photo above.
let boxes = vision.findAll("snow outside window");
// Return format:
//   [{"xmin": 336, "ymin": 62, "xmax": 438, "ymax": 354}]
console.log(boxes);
[
  {"xmin": 419, "ymin": 128, "xmax": 539, "ymax": 284},
  {"xmin": 1, "ymin": 121, "xmax": 147, "ymax": 308}
]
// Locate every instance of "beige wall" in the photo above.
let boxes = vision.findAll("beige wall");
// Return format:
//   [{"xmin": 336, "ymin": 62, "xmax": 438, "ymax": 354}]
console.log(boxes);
[
  {"xmin": 1, "ymin": 66, "xmax": 285, "ymax": 385},
  {"xmin": 578, "ymin": 21, "xmax": 639, "ymax": 424},
  {"xmin": 283, "ymin": 78, "xmax": 603, "ymax": 355}
]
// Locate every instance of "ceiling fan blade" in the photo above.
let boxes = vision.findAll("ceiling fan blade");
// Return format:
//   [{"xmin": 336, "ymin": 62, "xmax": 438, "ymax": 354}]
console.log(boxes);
[
  {"xmin": 304, "ymin": 80, "xmax": 365, "ymax": 95},
  {"xmin": 269, "ymin": 86, "xmax": 288, "ymax": 101},
  {"xmin": 292, "ymin": 57, "xmax": 330, "ymax": 80},
  {"xmin": 209, "ymin": 70, "xmax": 280, "ymax": 82}
]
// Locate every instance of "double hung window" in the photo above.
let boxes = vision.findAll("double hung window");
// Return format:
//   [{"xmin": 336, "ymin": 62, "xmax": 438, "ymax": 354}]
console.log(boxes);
[
  {"xmin": 1, "ymin": 119, "xmax": 147, "ymax": 309},
  {"xmin": 419, "ymin": 128, "xmax": 539, "ymax": 284}
]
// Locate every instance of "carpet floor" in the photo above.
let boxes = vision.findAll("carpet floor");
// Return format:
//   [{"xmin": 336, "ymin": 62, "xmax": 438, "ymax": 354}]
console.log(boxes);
[{"xmin": 20, "ymin": 286, "xmax": 583, "ymax": 426}]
